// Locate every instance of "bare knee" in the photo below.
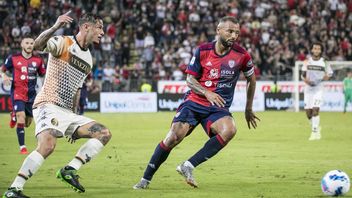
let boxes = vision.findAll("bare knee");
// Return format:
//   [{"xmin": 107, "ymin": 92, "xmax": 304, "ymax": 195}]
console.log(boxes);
[
  {"xmin": 164, "ymin": 131, "xmax": 184, "ymax": 148},
  {"xmin": 312, "ymin": 108, "xmax": 319, "ymax": 116},
  {"xmin": 36, "ymin": 132, "xmax": 57, "ymax": 158},
  {"xmin": 220, "ymin": 128, "xmax": 237, "ymax": 143},
  {"xmin": 163, "ymin": 122, "xmax": 190, "ymax": 148}
]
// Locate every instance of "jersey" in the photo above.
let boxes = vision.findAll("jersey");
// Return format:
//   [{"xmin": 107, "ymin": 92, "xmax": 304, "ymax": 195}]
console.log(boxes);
[
  {"xmin": 343, "ymin": 77, "xmax": 352, "ymax": 93},
  {"xmin": 33, "ymin": 35, "xmax": 92, "ymax": 111},
  {"xmin": 302, "ymin": 57, "xmax": 333, "ymax": 91},
  {"xmin": 1, "ymin": 53, "xmax": 46, "ymax": 102},
  {"xmin": 185, "ymin": 41, "xmax": 254, "ymax": 109}
]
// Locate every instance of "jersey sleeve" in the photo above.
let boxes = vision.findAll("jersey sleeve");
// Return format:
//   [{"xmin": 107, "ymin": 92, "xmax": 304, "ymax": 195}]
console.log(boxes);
[
  {"xmin": 301, "ymin": 60, "xmax": 308, "ymax": 72},
  {"xmin": 37, "ymin": 58, "xmax": 46, "ymax": 76},
  {"xmin": 44, "ymin": 36, "xmax": 65, "ymax": 57},
  {"xmin": 185, "ymin": 47, "xmax": 201, "ymax": 78},
  {"xmin": 2, "ymin": 55, "xmax": 13, "ymax": 72},
  {"xmin": 241, "ymin": 52, "xmax": 254, "ymax": 78}
]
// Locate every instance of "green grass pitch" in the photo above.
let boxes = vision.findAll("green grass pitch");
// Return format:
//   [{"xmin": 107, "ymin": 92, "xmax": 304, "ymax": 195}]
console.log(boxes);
[{"xmin": 0, "ymin": 111, "xmax": 351, "ymax": 198}]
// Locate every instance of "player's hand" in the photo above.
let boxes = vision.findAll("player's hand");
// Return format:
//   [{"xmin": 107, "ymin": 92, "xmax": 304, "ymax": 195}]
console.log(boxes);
[
  {"xmin": 53, "ymin": 10, "xmax": 73, "ymax": 29},
  {"xmin": 204, "ymin": 90, "xmax": 226, "ymax": 107},
  {"xmin": 245, "ymin": 109, "xmax": 260, "ymax": 129},
  {"xmin": 66, "ymin": 135, "xmax": 80, "ymax": 144},
  {"xmin": 1, "ymin": 74, "xmax": 12, "ymax": 86}
]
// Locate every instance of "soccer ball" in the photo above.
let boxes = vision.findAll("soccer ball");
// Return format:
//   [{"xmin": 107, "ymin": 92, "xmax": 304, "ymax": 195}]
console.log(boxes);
[{"xmin": 321, "ymin": 170, "xmax": 350, "ymax": 196}]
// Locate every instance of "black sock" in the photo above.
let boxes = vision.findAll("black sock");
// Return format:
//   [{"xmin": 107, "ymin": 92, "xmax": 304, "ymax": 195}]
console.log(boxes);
[
  {"xmin": 64, "ymin": 165, "xmax": 76, "ymax": 170},
  {"xmin": 143, "ymin": 141, "xmax": 171, "ymax": 181},
  {"xmin": 188, "ymin": 134, "xmax": 225, "ymax": 168},
  {"xmin": 16, "ymin": 124, "xmax": 25, "ymax": 147}
]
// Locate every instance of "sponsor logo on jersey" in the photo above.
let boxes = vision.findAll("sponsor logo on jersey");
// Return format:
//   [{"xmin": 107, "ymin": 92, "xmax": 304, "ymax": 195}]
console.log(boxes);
[
  {"xmin": 32, "ymin": 62, "xmax": 37, "ymax": 67},
  {"xmin": 247, "ymin": 60, "xmax": 253, "ymax": 67},
  {"xmin": 217, "ymin": 82, "xmax": 233, "ymax": 88},
  {"xmin": 20, "ymin": 75, "xmax": 26, "ymax": 80},
  {"xmin": 17, "ymin": 61, "xmax": 22, "ymax": 65},
  {"xmin": 69, "ymin": 54, "xmax": 91, "ymax": 74},
  {"xmin": 205, "ymin": 80, "xmax": 212, "ymax": 87},
  {"xmin": 21, "ymin": 66, "xmax": 27, "ymax": 73},
  {"xmin": 221, "ymin": 70, "xmax": 235, "ymax": 78},
  {"xmin": 209, "ymin": 68, "xmax": 218, "ymax": 78}
]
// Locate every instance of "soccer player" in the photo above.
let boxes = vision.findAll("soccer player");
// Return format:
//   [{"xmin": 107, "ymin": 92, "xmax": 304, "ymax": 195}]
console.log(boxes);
[
  {"xmin": 301, "ymin": 42, "xmax": 333, "ymax": 140},
  {"xmin": 343, "ymin": 70, "xmax": 352, "ymax": 113},
  {"xmin": 133, "ymin": 16, "xmax": 260, "ymax": 189},
  {"xmin": 3, "ymin": 11, "xmax": 111, "ymax": 198},
  {"xmin": 0, "ymin": 35, "xmax": 46, "ymax": 154}
]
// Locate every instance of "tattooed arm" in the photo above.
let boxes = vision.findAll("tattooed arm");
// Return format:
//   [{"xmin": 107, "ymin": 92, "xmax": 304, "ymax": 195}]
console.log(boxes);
[
  {"xmin": 72, "ymin": 89, "xmax": 81, "ymax": 114},
  {"xmin": 186, "ymin": 74, "xmax": 225, "ymax": 107},
  {"xmin": 34, "ymin": 11, "xmax": 73, "ymax": 51}
]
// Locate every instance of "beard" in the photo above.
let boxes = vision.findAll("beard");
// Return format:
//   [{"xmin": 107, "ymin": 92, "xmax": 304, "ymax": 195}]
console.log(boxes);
[{"xmin": 219, "ymin": 37, "xmax": 233, "ymax": 48}]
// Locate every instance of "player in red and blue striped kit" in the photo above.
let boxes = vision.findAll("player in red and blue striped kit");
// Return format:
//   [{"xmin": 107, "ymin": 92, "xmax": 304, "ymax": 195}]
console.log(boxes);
[
  {"xmin": 134, "ymin": 16, "xmax": 260, "ymax": 189},
  {"xmin": 1, "ymin": 35, "xmax": 46, "ymax": 154}
]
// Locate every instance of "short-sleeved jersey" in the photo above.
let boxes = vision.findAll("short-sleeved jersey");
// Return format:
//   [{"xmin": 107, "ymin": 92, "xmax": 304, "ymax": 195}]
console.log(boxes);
[
  {"xmin": 185, "ymin": 41, "xmax": 254, "ymax": 108},
  {"xmin": 33, "ymin": 36, "xmax": 92, "ymax": 111},
  {"xmin": 302, "ymin": 57, "xmax": 333, "ymax": 89},
  {"xmin": 1, "ymin": 53, "xmax": 46, "ymax": 102}
]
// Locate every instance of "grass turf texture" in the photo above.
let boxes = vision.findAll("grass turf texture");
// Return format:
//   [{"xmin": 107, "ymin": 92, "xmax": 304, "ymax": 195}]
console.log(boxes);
[{"xmin": 0, "ymin": 112, "xmax": 351, "ymax": 198}]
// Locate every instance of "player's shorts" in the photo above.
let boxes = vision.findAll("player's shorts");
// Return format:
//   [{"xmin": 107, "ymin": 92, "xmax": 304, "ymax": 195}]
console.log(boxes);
[
  {"xmin": 172, "ymin": 100, "xmax": 232, "ymax": 137},
  {"xmin": 304, "ymin": 88, "xmax": 323, "ymax": 109},
  {"xmin": 32, "ymin": 104, "xmax": 94, "ymax": 137},
  {"xmin": 13, "ymin": 100, "xmax": 34, "ymax": 117}
]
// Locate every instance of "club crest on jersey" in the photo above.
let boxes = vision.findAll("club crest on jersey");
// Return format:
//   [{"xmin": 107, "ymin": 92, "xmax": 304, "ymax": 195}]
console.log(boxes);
[
  {"xmin": 228, "ymin": 60, "xmax": 235, "ymax": 68},
  {"xmin": 209, "ymin": 68, "xmax": 218, "ymax": 79},
  {"xmin": 205, "ymin": 80, "xmax": 212, "ymax": 87}
]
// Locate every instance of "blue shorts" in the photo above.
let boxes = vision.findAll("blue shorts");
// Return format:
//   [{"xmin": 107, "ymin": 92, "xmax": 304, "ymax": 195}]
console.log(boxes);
[
  {"xmin": 172, "ymin": 100, "xmax": 232, "ymax": 137},
  {"xmin": 13, "ymin": 100, "xmax": 33, "ymax": 117}
]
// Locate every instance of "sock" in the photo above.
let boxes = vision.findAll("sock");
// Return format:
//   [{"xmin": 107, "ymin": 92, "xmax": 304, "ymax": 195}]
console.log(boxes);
[
  {"xmin": 16, "ymin": 123, "xmax": 25, "ymax": 147},
  {"xmin": 10, "ymin": 151, "xmax": 44, "ymax": 190},
  {"xmin": 68, "ymin": 138, "xmax": 104, "ymax": 170},
  {"xmin": 143, "ymin": 141, "xmax": 171, "ymax": 181},
  {"xmin": 188, "ymin": 134, "xmax": 226, "ymax": 168},
  {"xmin": 312, "ymin": 115, "xmax": 320, "ymax": 132}
]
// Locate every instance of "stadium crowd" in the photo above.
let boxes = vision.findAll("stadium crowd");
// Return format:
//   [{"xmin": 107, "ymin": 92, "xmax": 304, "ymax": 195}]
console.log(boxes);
[{"xmin": 0, "ymin": 0, "xmax": 351, "ymax": 92}]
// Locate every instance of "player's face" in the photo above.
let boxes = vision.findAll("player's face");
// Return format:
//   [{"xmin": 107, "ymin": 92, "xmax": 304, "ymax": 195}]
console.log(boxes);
[
  {"xmin": 86, "ymin": 20, "xmax": 104, "ymax": 44},
  {"xmin": 217, "ymin": 21, "xmax": 240, "ymax": 48},
  {"xmin": 311, "ymin": 45, "xmax": 322, "ymax": 58},
  {"xmin": 21, "ymin": 38, "xmax": 34, "ymax": 54}
]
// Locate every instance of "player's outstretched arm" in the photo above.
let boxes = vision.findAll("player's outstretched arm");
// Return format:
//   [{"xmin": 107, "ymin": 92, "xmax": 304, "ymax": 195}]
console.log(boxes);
[
  {"xmin": 186, "ymin": 74, "xmax": 225, "ymax": 107},
  {"xmin": 245, "ymin": 74, "xmax": 260, "ymax": 129},
  {"xmin": 34, "ymin": 11, "xmax": 73, "ymax": 51}
]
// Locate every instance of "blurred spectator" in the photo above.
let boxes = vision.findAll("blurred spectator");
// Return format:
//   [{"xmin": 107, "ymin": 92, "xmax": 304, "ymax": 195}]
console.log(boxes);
[{"xmin": 0, "ymin": 0, "xmax": 350, "ymax": 93}]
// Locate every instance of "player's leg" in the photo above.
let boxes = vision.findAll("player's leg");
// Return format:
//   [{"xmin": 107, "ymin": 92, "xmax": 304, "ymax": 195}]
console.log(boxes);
[
  {"xmin": 134, "ymin": 101, "xmax": 198, "ymax": 189},
  {"xmin": 24, "ymin": 102, "xmax": 34, "ymax": 128},
  {"xmin": 3, "ymin": 129, "xmax": 59, "ymax": 198},
  {"xmin": 8, "ymin": 98, "xmax": 16, "ymax": 128},
  {"xmin": 56, "ymin": 121, "xmax": 111, "ymax": 193},
  {"xmin": 134, "ymin": 122, "xmax": 194, "ymax": 189},
  {"xmin": 178, "ymin": 113, "xmax": 234, "ymax": 187},
  {"xmin": 14, "ymin": 101, "xmax": 28, "ymax": 154}
]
